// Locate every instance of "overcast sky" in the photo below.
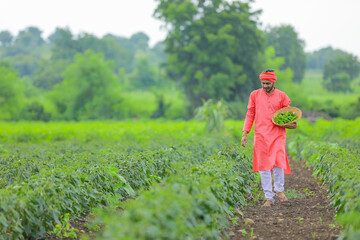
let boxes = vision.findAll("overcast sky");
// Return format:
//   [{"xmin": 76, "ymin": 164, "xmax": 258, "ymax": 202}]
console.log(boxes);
[{"xmin": 1, "ymin": 0, "xmax": 359, "ymax": 57}]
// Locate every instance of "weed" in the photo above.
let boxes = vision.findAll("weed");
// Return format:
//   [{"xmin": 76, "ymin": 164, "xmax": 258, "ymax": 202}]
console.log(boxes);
[
  {"xmin": 329, "ymin": 223, "xmax": 336, "ymax": 229},
  {"xmin": 84, "ymin": 223, "xmax": 101, "ymax": 231},
  {"xmin": 250, "ymin": 187, "xmax": 263, "ymax": 203},
  {"xmin": 249, "ymin": 228, "xmax": 254, "ymax": 240},
  {"xmin": 284, "ymin": 189, "xmax": 304, "ymax": 200},
  {"xmin": 230, "ymin": 216, "xmax": 240, "ymax": 225},
  {"xmin": 303, "ymin": 188, "xmax": 315, "ymax": 196},
  {"xmin": 240, "ymin": 229, "xmax": 247, "ymax": 236}
]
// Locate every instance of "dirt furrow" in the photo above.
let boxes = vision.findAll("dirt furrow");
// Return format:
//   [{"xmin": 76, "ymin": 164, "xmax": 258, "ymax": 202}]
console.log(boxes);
[{"xmin": 228, "ymin": 159, "xmax": 342, "ymax": 240}]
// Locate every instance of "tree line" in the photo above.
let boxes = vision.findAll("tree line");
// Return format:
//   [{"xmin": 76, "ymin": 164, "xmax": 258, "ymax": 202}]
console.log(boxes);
[
  {"xmin": 0, "ymin": 0, "xmax": 359, "ymax": 121},
  {"xmin": 0, "ymin": 26, "xmax": 172, "ymax": 121}
]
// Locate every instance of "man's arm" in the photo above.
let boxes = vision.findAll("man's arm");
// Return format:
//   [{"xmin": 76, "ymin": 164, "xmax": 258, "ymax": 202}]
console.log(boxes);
[
  {"xmin": 242, "ymin": 92, "xmax": 255, "ymax": 147},
  {"xmin": 243, "ymin": 92, "xmax": 255, "ymax": 131}
]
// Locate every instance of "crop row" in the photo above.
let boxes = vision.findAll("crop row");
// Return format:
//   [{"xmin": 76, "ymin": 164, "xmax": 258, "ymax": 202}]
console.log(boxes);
[
  {"xmin": 95, "ymin": 144, "xmax": 256, "ymax": 239},
  {"xmin": 286, "ymin": 118, "xmax": 360, "ymax": 150},
  {"xmin": 0, "ymin": 138, "xmax": 221, "ymax": 188},
  {"xmin": 288, "ymin": 135, "xmax": 360, "ymax": 239},
  {"xmin": 0, "ymin": 137, "xmax": 246, "ymax": 239}
]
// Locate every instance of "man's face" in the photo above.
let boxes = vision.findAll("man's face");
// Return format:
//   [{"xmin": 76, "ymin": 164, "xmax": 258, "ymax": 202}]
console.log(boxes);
[{"xmin": 261, "ymin": 80, "xmax": 274, "ymax": 93}]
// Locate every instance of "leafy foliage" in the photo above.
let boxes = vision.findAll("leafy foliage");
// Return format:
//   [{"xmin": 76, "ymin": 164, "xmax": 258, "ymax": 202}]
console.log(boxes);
[
  {"xmin": 49, "ymin": 50, "xmax": 122, "ymax": 120},
  {"xmin": 0, "ymin": 30, "xmax": 13, "ymax": 46},
  {"xmin": 97, "ymin": 144, "xmax": 255, "ymax": 239},
  {"xmin": 0, "ymin": 61, "xmax": 24, "ymax": 120},
  {"xmin": 323, "ymin": 72, "xmax": 352, "ymax": 93},
  {"xmin": 307, "ymin": 46, "xmax": 348, "ymax": 70},
  {"xmin": 0, "ymin": 21, "xmax": 358, "ymax": 121},
  {"xmin": 0, "ymin": 26, "xmax": 174, "ymax": 121},
  {"xmin": 32, "ymin": 59, "xmax": 70, "ymax": 90},
  {"xmin": 322, "ymin": 53, "xmax": 360, "ymax": 92},
  {"xmin": 300, "ymin": 70, "xmax": 360, "ymax": 119},
  {"xmin": 195, "ymin": 99, "xmax": 228, "ymax": 133},
  {"xmin": 288, "ymin": 118, "xmax": 360, "ymax": 239},
  {"xmin": 0, "ymin": 121, "xmax": 255, "ymax": 238},
  {"xmin": 130, "ymin": 56, "xmax": 156, "ymax": 88},
  {"xmin": 1, "ymin": 27, "xmax": 46, "ymax": 77},
  {"xmin": 262, "ymin": 47, "xmax": 309, "ymax": 109},
  {"xmin": 274, "ymin": 112, "xmax": 298, "ymax": 124},
  {"xmin": 0, "ymin": 119, "xmax": 359, "ymax": 239},
  {"xmin": 51, "ymin": 29, "xmax": 134, "ymax": 73},
  {"xmin": 265, "ymin": 25, "xmax": 306, "ymax": 83},
  {"xmin": 154, "ymin": 0, "xmax": 265, "ymax": 108}
]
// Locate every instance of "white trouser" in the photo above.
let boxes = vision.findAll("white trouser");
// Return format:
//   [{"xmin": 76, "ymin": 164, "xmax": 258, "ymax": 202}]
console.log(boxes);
[{"xmin": 259, "ymin": 167, "xmax": 284, "ymax": 202}]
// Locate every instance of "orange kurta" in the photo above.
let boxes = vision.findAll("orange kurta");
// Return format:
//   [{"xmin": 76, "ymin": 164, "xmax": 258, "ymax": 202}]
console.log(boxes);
[{"xmin": 243, "ymin": 88, "xmax": 292, "ymax": 174}]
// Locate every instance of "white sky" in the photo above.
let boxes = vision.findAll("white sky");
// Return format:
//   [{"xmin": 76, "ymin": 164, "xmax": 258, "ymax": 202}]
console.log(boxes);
[{"xmin": 0, "ymin": 0, "xmax": 359, "ymax": 57}]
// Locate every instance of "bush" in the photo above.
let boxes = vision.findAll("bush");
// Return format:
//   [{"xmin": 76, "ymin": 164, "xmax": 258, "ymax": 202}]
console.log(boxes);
[
  {"xmin": 24, "ymin": 101, "xmax": 51, "ymax": 121},
  {"xmin": 323, "ymin": 72, "xmax": 351, "ymax": 92}
]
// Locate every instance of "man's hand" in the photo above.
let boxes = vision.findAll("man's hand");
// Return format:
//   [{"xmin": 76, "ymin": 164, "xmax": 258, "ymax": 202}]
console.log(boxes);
[
  {"xmin": 241, "ymin": 131, "xmax": 248, "ymax": 147},
  {"xmin": 284, "ymin": 122, "xmax": 297, "ymax": 129}
]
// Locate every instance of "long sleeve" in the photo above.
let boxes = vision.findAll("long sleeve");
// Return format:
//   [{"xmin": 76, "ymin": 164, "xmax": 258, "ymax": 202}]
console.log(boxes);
[
  {"xmin": 243, "ymin": 92, "xmax": 255, "ymax": 133},
  {"xmin": 281, "ymin": 93, "xmax": 291, "ymax": 107}
]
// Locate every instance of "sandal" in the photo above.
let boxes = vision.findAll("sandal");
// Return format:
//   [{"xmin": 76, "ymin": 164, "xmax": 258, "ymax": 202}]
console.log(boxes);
[
  {"xmin": 262, "ymin": 200, "xmax": 273, "ymax": 207},
  {"xmin": 277, "ymin": 192, "xmax": 288, "ymax": 202}
]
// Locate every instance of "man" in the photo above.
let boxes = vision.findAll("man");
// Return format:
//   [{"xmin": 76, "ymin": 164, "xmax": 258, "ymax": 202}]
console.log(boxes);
[{"xmin": 241, "ymin": 69, "xmax": 297, "ymax": 207}]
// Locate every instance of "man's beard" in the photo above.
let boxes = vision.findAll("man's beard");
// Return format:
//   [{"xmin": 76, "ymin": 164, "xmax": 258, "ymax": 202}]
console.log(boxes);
[{"xmin": 264, "ymin": 86, "xmax": 273, "ymax": 93}]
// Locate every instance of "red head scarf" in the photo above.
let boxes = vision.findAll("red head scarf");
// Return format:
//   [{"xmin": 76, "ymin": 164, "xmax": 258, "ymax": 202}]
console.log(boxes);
[{"xmin": 259, "ymin": 72, "xmax": 277, "ymax": 83}]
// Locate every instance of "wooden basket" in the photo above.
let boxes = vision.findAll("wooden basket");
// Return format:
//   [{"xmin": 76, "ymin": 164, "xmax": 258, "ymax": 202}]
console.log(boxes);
[{"xmin": 272, "ymin": 106, "xmax": 302, "ymax": 127}]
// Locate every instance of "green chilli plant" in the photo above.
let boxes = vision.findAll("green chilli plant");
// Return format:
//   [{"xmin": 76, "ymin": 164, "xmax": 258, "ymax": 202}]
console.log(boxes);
[
  {"xmin": 49, "ymin": 213, "xmax": 79, "ymax": 238},
  {"xmin": 194, "ymin": 99, "xmax": 228, "ymax": 133}
]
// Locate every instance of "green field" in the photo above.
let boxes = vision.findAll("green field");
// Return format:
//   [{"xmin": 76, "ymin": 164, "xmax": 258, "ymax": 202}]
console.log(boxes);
[
  {"xmin": 0, "ymin": 121, "xmax": 256, "ymax": 239},
  {"xmin": 0, "ymin": 119, "xmax": 359, "ymax": 239}
]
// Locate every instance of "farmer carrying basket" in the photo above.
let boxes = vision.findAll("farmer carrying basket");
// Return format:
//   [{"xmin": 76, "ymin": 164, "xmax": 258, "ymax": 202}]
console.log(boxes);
[{"xmin": 241, "ymin": 69, "xmax": 300, "ymax": 207}]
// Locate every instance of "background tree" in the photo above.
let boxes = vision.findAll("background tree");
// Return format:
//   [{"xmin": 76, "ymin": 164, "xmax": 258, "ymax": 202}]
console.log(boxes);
[
  {"xmin": 130, "ymin": 32, "xmax": 150, "ymax": 51},
  {"xmin": 262, "ymin": 46, "xmax": 309, "ymax": 109},
  {"xmin": 323, "ymin": 53, "xmax": 360, "ymax": 80},
  {"xmin": 0, "ymin": 31, "xmax": 13, "ymax": 47},
  {"xmin": 148, "ymin": 42, "xmax": 168, "ymax": 68},
  {"xmin": 103, "ymin": 34, "xmax": 136, "ymax": 53},
  {"xmin": 51, "ymin": 28, "xmax": 80, "ymax": 61},
  {"xmin": 10, "ymin": 54, "xmax": 40, "ymax": 76},
  {"xmin": 51, "ymin": 30, "xmax": 134, "ymax": 73},
  {"xmin": 14, "ymin": 26, "xmax": 45, "ymax": 47},
  {"xmin": 32, "ymin": 59, "xmax": 70, "ymax": 90},
  {"xmin": 306, "ymin": 46, "xmax": 348, "ymax": 70},
  {"xmin": 3, "ymin": 26, "xmax": 45, "ymax": 57},
  {"xmin": 322, "ymin": 53, "xmax": 360, "ymax": 92},
  {"xmin": 323, "ymin": 72, "xmax": 351, "ymax": 93},
  {"xmin": 48, "ymin": 27, "xmax": 64, "ymax": 45},
  {"xmin": 265, "ymin": 25, "xmax": 306, "ymax": 83},
  {"xmin": 130, "ymin": 56, "xmax": 156, "ymax": 88},
  {"xmin": 154, "ymin": 0, "xmax": 265, "ymax": 110},
  {"xmin": 76, "ymin": 33, "xmax": 132, "ymax": 72},
  {"xmin": 49, "ymin": 50, "xmax": 122, "ymax": 120},
  {"xmin": 98, "ymin": 36, "xmax": 134, "ymax": 72},
  {"xmin": 2, "ymin": 27, "xmax": 46, "ymax": 76},
  {"xmin": 0, "ymin": 61, "xmax": 24, "ymax": 120}
]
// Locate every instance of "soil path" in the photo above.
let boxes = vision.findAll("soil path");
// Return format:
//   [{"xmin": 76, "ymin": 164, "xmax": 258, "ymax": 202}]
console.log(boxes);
[{"xmin": 228, "ymin": 159, "xmax": 342, "ymax": 240}]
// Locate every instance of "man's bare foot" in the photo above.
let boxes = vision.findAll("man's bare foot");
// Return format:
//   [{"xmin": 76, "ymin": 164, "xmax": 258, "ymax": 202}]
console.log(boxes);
[
  {"xmin": 277, "ymin": 192, "xmax": 288, "ymax": 202},
  {"xmin": 262, "ymin": 200, "xmax": 273, "ymax": 207}
]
